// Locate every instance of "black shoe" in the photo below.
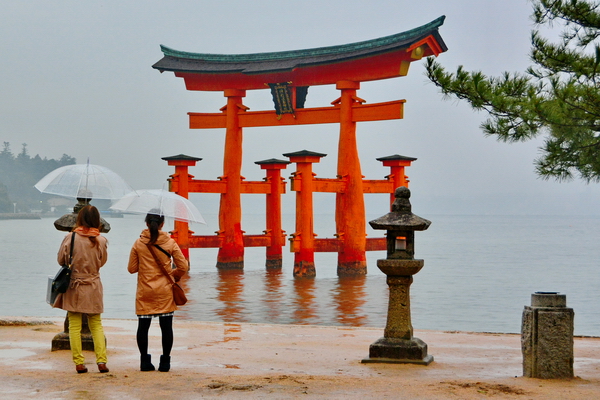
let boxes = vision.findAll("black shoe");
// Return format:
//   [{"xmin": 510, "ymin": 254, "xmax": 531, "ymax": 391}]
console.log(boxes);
[
  {"xmin": 140, "ymin": 354, "xmax": 155, "ymax": 371},
  {"xmin": 158, "ymin": 355, "xmax": 171, "ymax": 372}
]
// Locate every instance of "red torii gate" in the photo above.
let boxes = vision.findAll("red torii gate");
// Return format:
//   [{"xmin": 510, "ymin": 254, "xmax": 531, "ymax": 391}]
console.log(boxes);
[{"xmin": 153, "ymin": 16, "xmax": 447, "ymax": 276}]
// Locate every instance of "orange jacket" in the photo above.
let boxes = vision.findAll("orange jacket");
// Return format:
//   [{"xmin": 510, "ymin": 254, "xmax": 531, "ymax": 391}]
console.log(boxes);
[{"xmin": 127, "ymin": 229, "xmax": 188, "ymax": 315}]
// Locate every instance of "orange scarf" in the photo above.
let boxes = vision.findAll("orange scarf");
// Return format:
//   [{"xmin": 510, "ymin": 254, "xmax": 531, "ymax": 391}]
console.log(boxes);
[{"xmin": 73, "ymin": 226, "xmax": 100, "ymax": 237}]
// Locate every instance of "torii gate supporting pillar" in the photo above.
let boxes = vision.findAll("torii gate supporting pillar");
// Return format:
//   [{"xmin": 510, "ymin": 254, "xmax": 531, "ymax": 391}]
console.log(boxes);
[
  {"xmin": 217, "ymin": 89, "xmax": 246, "ymax": 270},
  {"xmin": 286, "ymin": 151, "xmax": 325, "ymax": 277},
  {"xmin": 256, "ymin": 159, "xmax": 290, "ymax": 269},
  {"xmin": 376, "ymin": 155, "xmax": 416, "ymax": 208},
  {"xmin": 163, "ymin": 155, "xmax": 203, "ymax": 262},
  {"xmin": 336, "ymin": 81, "xmax": 367, "ymax": 276}
]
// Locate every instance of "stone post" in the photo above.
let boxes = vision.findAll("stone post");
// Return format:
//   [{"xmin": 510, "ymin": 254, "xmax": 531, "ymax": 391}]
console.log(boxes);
[{"xmin": 522, "ymin": 292, "xmax": 574, "ymax": 379}]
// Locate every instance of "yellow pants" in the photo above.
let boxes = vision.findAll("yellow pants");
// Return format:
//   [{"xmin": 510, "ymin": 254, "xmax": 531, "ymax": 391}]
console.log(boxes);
[{"xmin": 67, "ymin": 312, "xmax": 107, "ymax": 365}]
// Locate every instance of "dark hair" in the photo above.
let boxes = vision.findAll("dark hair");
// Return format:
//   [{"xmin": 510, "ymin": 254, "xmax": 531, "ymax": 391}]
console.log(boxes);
[
  {"xmin": 145, "ymin": 211, "xmax": 165, "ymax": 245},
  {"xmin": 76, "ymin": 205, "xmax": 101, "ymax": 247}
]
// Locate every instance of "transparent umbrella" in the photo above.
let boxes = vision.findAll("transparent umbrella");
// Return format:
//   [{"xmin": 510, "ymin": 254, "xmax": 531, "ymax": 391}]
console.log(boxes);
[
  {"xmin": 110, "ymin": 189, "xmax": 206, "ymax": 224},
  {"xmin": 35, "ymin": 162, "xmax": 134, "ymax": 200}
]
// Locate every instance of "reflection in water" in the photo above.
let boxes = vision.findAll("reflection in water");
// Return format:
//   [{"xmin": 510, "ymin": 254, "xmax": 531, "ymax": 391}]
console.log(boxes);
[
  {"xmin": 291, "ymin": 278, "xmax": 319, "ymax": 325},
  {"xmin": 204, "ymin": 323, "xmax": 242, "ymax": 348},
  {"xmin": 331, "ymin": 276, "xmax": 368, "ymax": 326},
  {"xmin": 262, "ymin": 269, "xmax": 285, "ymax": 324},
  {"xmin": 180, "ymin": 268, "xmax": 389, "ymax": 328},
  {"xmin": 215, "ymin": 270, "xmax": 247, "ymax": 322},
  {"xmin": 223, "ymin": 323, "xmax": 241, "ymax": 342}
]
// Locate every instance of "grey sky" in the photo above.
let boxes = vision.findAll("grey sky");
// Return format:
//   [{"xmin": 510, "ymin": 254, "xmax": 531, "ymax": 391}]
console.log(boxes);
[{"xmin": 2, "ymin": 0, "xmax": 599, "ymax": 218}]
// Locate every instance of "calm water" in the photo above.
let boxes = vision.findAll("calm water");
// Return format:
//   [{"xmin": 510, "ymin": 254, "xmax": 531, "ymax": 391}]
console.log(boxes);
[{"xmin": 1, "ymin": 213, "xmax": 599, "ymax": 336}]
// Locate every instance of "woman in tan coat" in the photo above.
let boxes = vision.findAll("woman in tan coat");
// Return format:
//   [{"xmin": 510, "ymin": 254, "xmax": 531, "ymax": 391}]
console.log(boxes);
[
  {"xmin": 54, "ymin": 205, "xmax": 109, "ymax": 374},
  {"xmin": 128, "ymin": 212, "xmax": 188, "ymax": 372}
]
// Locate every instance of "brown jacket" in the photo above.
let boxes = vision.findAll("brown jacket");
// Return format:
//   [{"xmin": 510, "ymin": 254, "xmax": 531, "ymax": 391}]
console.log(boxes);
[
  {"xmin": 128, "ymin": 229, "xmax": 189, "ymax": 315},
  {"xmin": 53, "ymin": 232, "xmax": 108, "ymax": 314}
]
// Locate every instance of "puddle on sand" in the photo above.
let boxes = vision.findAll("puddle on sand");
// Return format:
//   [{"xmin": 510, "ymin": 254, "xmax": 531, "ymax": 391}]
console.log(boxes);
[{"xmin": 0, "ymin": 348, "xmax": 35, "ymax": 361}]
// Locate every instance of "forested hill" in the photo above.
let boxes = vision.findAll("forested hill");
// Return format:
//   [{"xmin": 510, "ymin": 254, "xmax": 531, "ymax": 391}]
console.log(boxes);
[{"xmin": 0, "ymin": 142, "xmax": 76, "ymax": 213}]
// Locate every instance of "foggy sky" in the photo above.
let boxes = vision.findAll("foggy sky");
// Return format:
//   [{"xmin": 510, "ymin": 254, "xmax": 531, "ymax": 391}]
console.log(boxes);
[{"xmin": 2, "ymin": 0, "xmax": 599, "ymax": 221}]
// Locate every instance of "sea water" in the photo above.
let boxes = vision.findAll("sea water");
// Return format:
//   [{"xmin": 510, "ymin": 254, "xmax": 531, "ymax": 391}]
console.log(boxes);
[{"xmin": 1, "ymin": 213, "xmax": 599, "ymax": 336}]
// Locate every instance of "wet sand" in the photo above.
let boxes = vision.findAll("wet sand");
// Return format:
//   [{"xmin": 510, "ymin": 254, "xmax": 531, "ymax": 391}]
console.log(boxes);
[{"xmin": 1, "ymin": 316, "xmax": 600, "ymax": 399}]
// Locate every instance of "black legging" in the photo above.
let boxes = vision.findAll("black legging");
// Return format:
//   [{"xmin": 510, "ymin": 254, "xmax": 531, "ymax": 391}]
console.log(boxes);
[{"xmin": 136, "ymin": 316, "xmax": 173, "ymax": 357}]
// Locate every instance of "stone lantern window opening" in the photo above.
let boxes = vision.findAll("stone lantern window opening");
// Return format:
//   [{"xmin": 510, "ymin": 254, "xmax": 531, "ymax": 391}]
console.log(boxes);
[
  {"xmin": 388, "ymin": 231, "xmax": 414, "ymax": 260},
  {"xmin": 394, "ymin": 236, "xmax": 406, "ymax": 251}
]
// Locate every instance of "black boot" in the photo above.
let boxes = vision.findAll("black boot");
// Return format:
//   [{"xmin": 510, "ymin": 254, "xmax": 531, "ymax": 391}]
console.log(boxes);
[
  {"xmin": 140, "ymin": 354, "xmax": 155, "ymax": 371},
  {"xmin": 158, "ymin": 355, "xmax": 171, "ymax": 372}
]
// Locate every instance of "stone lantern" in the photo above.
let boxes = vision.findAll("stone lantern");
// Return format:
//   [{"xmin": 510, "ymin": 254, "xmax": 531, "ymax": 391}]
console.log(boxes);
[
  {"xmin": 362, "ymin": 186, "xmax": 433, "ymax": 365},
  {"xmin": 53, "ymin": 191, "xmax": 111, "ymax": 233},
  {"xmin": 51, "ymin": 191, "xmax": 109, "ymax": 351}
]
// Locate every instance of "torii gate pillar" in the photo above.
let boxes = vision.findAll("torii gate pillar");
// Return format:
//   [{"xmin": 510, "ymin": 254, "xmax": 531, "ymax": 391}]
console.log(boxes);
[
  {"xmin": 256, "ymin": 159, "xmax": 290, "ymax": 269},
  {"xmin": 336, "ymin": 81, "xmax": 367, "ymax": 275},
  {"xmin": 286, "ymin": 151, "xmax": 327, "ymax": 277},
  {"xmin": 163, "ymin": 154, "xmax": 203, "ymax": 262},
  {"xmin": 377, "ymin": 154, "xmax": 416, "ymax": 207},
  {"xmin": 217, "ymin": 89, "xmax": 246, "ymax": 270}
]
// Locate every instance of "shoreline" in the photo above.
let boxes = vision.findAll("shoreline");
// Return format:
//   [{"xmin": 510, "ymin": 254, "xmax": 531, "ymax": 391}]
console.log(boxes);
[
  {"xmin": 4, "ymin": 316, "xmax": 600, "ymax": 339},
  {"xmin": 1, "ymin": 316, "xmax": 599, "ymax": 398},
  {"xmin": 0, "ymin": 213, "xmax": 41, "ymax": 220}
]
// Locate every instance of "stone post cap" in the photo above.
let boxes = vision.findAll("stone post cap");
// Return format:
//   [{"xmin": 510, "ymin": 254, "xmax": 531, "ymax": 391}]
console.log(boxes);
[{"xmin": 531, "ymin": 292, "xmax": 567, "ymax": 308}]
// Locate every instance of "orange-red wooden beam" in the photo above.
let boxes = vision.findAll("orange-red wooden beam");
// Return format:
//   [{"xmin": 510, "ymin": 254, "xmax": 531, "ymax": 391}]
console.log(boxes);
[{"xmin": 189, "ymin": 100, "xmax": 404, "ymax": 129}]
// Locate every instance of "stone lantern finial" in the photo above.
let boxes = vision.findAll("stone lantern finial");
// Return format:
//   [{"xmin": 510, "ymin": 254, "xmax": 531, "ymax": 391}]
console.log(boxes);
[{"xmin": 391, "ymin": 186, "xmax": 411, "ymax": 212}]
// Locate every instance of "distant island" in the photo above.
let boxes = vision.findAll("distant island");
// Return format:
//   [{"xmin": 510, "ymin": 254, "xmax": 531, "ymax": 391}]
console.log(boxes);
[
  {"xmin": 0, "ymin": 142, "xmax": 76, "ymax": 214},
  {"xmin": 0, "ymin": 213, "xmax": 41, "ymax": 220}
]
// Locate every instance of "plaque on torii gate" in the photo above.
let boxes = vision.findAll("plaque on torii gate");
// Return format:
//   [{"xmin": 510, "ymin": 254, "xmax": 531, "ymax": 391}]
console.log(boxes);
[{"xmin": 153, "ymin": 16, "xmax": 447, "ymax": 274}]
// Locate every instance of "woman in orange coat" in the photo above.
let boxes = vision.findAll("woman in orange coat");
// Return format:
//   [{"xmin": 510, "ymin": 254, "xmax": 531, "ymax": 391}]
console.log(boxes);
[
  {"xmin": 127, "ymin": 212, "xmax": 188, "ymax": 372},
  {"xmin": 54, "ymin": 205, "xmax": 109, "ymax": 374}
]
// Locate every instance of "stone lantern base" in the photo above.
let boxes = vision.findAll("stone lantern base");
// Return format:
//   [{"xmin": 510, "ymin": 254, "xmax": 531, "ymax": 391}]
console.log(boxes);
[
  {"xmin": 51, "ymin": 331, "xmax": 95, "ymax": 351},
  {"xmin": 51, "ymin": 313, "xmax": 96, "ymax": 352},
  {"xmin": 362, "ymin": 337, "xmax": 433, "ymax": 365}
]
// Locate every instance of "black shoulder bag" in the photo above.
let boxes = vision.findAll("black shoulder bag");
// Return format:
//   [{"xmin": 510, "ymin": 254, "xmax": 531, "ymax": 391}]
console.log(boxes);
[{"xmin": 47, "ymin": 232, "xmax": 75, "ymax": 305}]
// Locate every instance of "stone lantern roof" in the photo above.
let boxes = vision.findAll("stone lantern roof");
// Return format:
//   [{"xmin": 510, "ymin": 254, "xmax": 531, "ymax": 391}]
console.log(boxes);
[{"xmin": 369, "ymin": 186, "xmax": 430, "ymax": 231}]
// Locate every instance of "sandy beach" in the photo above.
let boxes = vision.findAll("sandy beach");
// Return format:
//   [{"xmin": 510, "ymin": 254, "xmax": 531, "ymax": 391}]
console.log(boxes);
[{"xmin": 1, "ymin": 316, "xmax": 600, "ymax": 399}]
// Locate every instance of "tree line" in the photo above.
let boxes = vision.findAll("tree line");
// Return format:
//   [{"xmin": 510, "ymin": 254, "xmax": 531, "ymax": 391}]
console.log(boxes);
[{"xmin": 0, "ymin": 142, "xmax": 76, "ymax": 213}]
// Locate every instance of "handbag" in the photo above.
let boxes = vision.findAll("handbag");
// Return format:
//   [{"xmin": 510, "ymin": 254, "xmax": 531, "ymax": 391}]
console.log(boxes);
[
  {"xmin": 47, "ymin": 232, "xmax": 75, "ymax": 305},
  {"xmin": 147, "ymin": 244, "xmax": 188, "ymax": 306}
]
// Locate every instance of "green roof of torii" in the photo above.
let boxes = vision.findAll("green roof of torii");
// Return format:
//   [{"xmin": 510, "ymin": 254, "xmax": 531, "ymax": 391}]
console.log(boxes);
[
  {"xmin": 153, "ymin": 16, "xmax": 447, "ymax": 90},
  {"xmin": 157, "ymin": 16, "xmax": 446, "ymax": 64}
]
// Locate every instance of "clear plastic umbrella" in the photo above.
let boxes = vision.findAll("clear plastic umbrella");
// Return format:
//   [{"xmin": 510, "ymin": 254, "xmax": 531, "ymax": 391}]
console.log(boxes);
[
  {"xmin": 109, "ymin": 189, "xmax": 206, "ymax": 224},
  {"xmin": 35, "ymin": 162, "xmax": 134, "ymax": 200}
]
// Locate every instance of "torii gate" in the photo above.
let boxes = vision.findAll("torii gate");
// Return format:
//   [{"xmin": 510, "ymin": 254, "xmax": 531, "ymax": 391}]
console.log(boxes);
[{"xmin": 153, "ymin": 16, "xmax": 447, "ymax": 275}]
